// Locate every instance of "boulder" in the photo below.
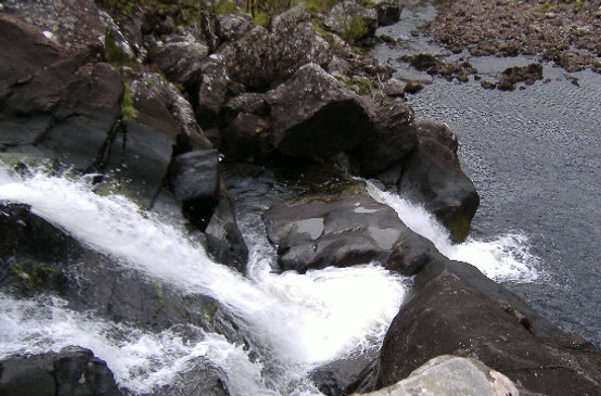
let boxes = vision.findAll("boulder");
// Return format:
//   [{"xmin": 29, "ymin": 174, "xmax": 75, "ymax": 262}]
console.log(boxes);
[
  {"xmin": 360, "ymin": 355, "xmax": 518, "ymax": 396},
  {"xmin": 350, "ymin": 96, "xmax": 416, "ymax": 177},
  {"xmin": 197, "ymin": 54, "xmax": 235, "ymax": 123},
  {"xmin": 372, "ymin": 0, "xmax": 402, "ymax": 26},
  {"xmin": 398, "ymin": 120, "xmax": 479, "ymax": 242},
  {"xmin": 0, "ymin": 204, "xmax": 242, "ymax": 340},
  {"xmin": 217, "ymin": 12, "xmax": 252, "ymax": 43},
  {"xmin": 376, "ymin": 267, "xmax": 601, "ymax": 395},
  {"xmin": 158, "ymin": 357, "xmax": 231, "ymax": 396},
  {"xmin": 324, "ymin": 1, "xmax": 378, "ymax": 43},
  {"xmin": 265, "ymin": 63, "xmax": 373, "ymax": 159},
  {"xmin": 221, "ymin": 112, "xmax": 271, "ymax": 161},
  {"xmin": 222, "ymin": 4, "xmax": 331, "ymax": 92},
  {"xmin": 0, "ymin": 347, "xmax": 121, "ymax": 396},
  {"xmin": 263, "ymin": 192, "xmax": 443, "ymax": 273},
  {"xmin": 148, "ymin": 30, "xmax": 209, "ymax": 86}
]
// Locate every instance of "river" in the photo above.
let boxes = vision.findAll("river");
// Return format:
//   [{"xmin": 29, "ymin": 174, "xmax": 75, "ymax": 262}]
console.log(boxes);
[{"xmin": 374, "ymin": 0, "xmax": 601, "ymax": 348}]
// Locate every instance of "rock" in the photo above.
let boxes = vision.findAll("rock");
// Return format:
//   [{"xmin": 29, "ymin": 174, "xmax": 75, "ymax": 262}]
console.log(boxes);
[
  {"xmin": 398, "ymin": 120, "xmax": 479, "ymax": 242},
  {"xmin": 217, "ymin": 12, "xmax": 252, "ymax": 43},
  {"xmin": 197, "ymin": 54, "xmax": 235, "ymax": 123},
  {"xmin": 148, "ymin": 30, "xmax": 209, "ymax": 86},
  {"xmin": 0, "ymin": 204, "xmax": 242, "ymax": 340},
  {"xmin": 263, "ymin": 192, "xmax": 444, "ymax": 273},
  {"xmin": 169, "ymin": 149, "xmax": 220, "ymax": 230},
  {"xmin": 496, "ymin": 63, "xmax": 544, "ymax": 91},
  {"xmin": 0, "ymin": 15, "xmax": 122, "ymax": 169},
  {"xmin": 373, "ymin": 0, "xmax": 402, "ymax": 26},
  {"xmin": 0, "ymin": 347, "xmax": 121, "ymax": 396},
  {"xmin": 382, "ymin": 78, "xmax": 407, "ymax": 96},
  {"xmin": 376, "ymin": 265, "xmax": 601, "ymax": 395},
  {"xmin": 205, "ymin": 184, "xmax": 249, "ymax": 273},
  {"xmin": 360, "ymin": 355, "xmax": 518, "ymax": 396},
  {"xmin": 222, "ymin": 4, "xmax": 331, "ymax": 92},
  {"xmin": 265, "ymin": 63, "xmax": 372, "ymax": 159},
  {"xmin": 221, "ymin": 112, "xmax": 271, "ymax": 161},
  {"xmin": 324, "ymin": 1, "xmax": 379, "ymax": 43},
  {"xmin": 350, "ymin": 96, "xmax": 416, "ymax": 177},
  {"xmin": 158, "ymin": 357, "xmax": 231, "ymax": 396},
  {"xmin": 401, "ymin": 54, "xmax": 476, "ymax": 82}
]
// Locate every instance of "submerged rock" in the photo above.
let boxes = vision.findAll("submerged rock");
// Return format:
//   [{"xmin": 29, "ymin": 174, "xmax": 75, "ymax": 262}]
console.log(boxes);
[{"xmin": 0, "ymin": 346, "xmax": 121, "ymax": 396}]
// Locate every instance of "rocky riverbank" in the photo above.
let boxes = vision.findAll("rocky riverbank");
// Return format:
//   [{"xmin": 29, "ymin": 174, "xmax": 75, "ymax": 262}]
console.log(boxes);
[{"xmin": 1, "ymin": 0, "xmax": 600, "ymax": 395}]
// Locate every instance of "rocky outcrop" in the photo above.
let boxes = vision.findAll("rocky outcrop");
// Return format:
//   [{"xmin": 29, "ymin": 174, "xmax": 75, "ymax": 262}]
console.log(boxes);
[
  {"xmin": 0, "ymin": 347, "xmax": 121, "ymax": 396},
  {"xmin": 324, "ymin": 1, "xmax": 379, "ymax": 43},
  {"xmin": 359, "ymin": 355, "xmax": 518, "ymax": 396},
  {"xmin": 266, "ymin": 63, "xmax": 372, "ymax": 159},
  {"xmin": 264, "ymin": 192, "xmax": 443, "ymax": 273},
  {"xmin": 376, "ymin": 262, "xmax": 601, "ymax": 395},
  {"xmin": 397, "ymin": 120, "xmax": 479, "ymax": 242}
]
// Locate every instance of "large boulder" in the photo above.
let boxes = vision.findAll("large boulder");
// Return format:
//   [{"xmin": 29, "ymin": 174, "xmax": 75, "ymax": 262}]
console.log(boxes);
[
  {"xmin": 265, "ymin": 63, "xmax": 373, "ymax": 159},
  {"xmin": 398, "ymin": 120, "xmax": 479, "ymax": 242},
  {"xmin": 0, "ymin": 204, "xmax": 241, "ymax": 340},
  {"xmin": 196, "ymin": 54, "xmax": 236, "ymax": 123},
  {"xmin": 360, "ymin": 355, "xmax": 518, "ymax": 396},
  {"xmin": 376, "ymin": 265, "xmax": 601, "ymax": 395},
  {"xmin": 222, "ymin": 4, "xmax": 331, "ymax": 92},
  {"xmin": 263, "ymin": 192, "xmax": 443, "ymax": 273},
  {"xmin": 0, "ymin": 347, "xmax": 121, "ymax": 396},
  {"xmin": 158, "ymin": 357, "xmax": 231, "ymax": 396},
  {"xmin": 324, "ymin": 1, "xmax": 378, "ymax": 43}
]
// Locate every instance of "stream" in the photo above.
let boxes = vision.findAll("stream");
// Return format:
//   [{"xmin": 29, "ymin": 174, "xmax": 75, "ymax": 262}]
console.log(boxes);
[{"xmin": 373, "ymin": 0, "xmax": 601, "ymax": 348}]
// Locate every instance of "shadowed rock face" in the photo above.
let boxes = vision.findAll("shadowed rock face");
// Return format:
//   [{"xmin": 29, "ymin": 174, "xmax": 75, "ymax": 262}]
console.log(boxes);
[{"xmin": 264, "ymin": 192, "xmax": 443, "ymax": 273}]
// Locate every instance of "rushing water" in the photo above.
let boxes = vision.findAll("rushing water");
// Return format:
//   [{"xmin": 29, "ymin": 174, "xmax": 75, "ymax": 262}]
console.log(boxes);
[
  {"xmin": 0, "ymin": 162, "xmax": 541, "ymax": 393},
  {"xmin": 374, "ymin": 0, "xmax": 601, "ymax": 348}
]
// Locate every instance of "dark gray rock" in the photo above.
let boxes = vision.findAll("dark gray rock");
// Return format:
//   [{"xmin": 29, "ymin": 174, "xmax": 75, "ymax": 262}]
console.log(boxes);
[
  {"xmin": 350, "ymin": 96, "xmax": 416, "ymax": 177},
  {"xmin": 324, "ymin": 1, "xmax": 378, "ymax": 43},
  {"xmin": 157, "ymin": 357, "xmax": 231, "ymax": 396},
  {"xmin": 169, "ymin": 149, "xmax": 220, "ymax": 230},
  {"xmin": 148, "ymin": 31, "xmax": 209, "ymax": 86},
  {"xmin": 265, "ymin": 63, "xmax": 373, "ymax": 159},
  {"xmin": 263, "ymin": 192, "xmax": 443, "ymax": 273},
  {"xmin": 376, "ymin": 267, "xmax": 601, "ymax": 395},
  {"xmin": 0, "ymin": 204, "xmax": 242, "ymax": 340},
  {"xmin": 398, "ymin": 120, "xmax": 479, "ymax": 242},
  {"xmin": 0, "ymin": 347, "xmax": 121, "ymax": 396},
  {"xmin": 373, "ymin": 0, "xmax": 402, "ymax": 26},
  {"xmin": 197, "ymin": 55, "xmax": 235, "ymax": 123},
  {"xmin": 217, "ymin": 12, "xmax": 252, "ymax": 43},
  {"xmin": 221, "ymin": 113, "xmax": 271, "ymax": 161},
  {"xmin": 222, "ymin": 4, "xmax": 331, "ymax": 91}
]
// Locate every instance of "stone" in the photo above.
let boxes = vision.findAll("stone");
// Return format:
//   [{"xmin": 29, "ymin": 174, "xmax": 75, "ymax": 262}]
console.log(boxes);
[
  {"xmin": 222, "ymin": 4, "xmax": 331, "ymax": 92},
  {"xmin": 376, "ymin": 268, "xmax": 601, "ymax": 395},
  {"xmin": 382, "ymin": 78, "xmax": 407, "ymax": 96},
  {"xmin": 373, "ymin": 0, "xmax": 402, "ymax": 26},
  {"xmin": 197, "ymin": 54, "xmax": 234, "ymax": 123},
  {"xmin": 0, "ymin": 347, "xmax": 121, "ymax": 396},
  {"xmin": 265, "ymin": 63, "xmax": 372, "ymax": 159},
  {"xmin": 158, "ymin": 357, "xmax": 231, "ymax": 396},
  {"xmin": 263, "ymin": 192, "xmax": 443, "ymax": 273},
  {"xmin": 217, "ymin": 12, "xmax": 252, "ymax": 43},
  {"xmin": 398, "ymin": 120, "xmax": 479, "ymax": 242},
  {"xmin": 324, "ymin": 1, "xmax": 378, "ymax": 43},
  {"xmin": 350, "ymin": 96, "xmax": 416, "ymax": 177},
  {"xmin": 360, "ymin": 355, "xmax": 518, "ymax": 396},
  {"xmin": 221, "ymin": 113, "xmax": 271, "ymax": 161},
  {"xmin": 496, "ymin": 63, "xmax": 544, "ymax": 91},
  {"xmin": 148, "ymin": 31, "xmax": 209, "ymax": 86}
]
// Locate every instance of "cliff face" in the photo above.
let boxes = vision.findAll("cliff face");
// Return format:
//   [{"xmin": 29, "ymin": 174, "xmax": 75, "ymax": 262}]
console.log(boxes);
[{"xmin": 0, "ymin": 1, "xmax": 600, "ymax": 395}]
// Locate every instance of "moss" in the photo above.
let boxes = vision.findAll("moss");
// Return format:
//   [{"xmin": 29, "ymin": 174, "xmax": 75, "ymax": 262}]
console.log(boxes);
[
  {"xmin": 341, "ymin": 16, "xmax": 369, "ymax": 42},
  {"xmin": 436, "ymin": 207, "xmax": 471, "ymax": 243},
  {"xmin": 345, "ymin": 76, "xmax": 372, "ymax": 95},
  {"xmin": 216, "ymin": 0, "xmax": 239, "ymax": 14},
  {"xmin": 104, "ymin": 29, "xmax": 134, "ymax": 68},
  {"xmin": 121, "ymin": 82, "xmax": 136, "ymax": 121},
  {"xmin": 303, "ymin": 0, "xmax": 337, "ymax": 13},
  {"xmin": 12, "ymin": 264, "xmax": 64, "ymax": 296}
]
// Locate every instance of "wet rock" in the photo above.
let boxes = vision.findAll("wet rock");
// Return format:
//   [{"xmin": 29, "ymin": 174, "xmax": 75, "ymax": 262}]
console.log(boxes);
[
  {"xmin": 265, "ymin": 63, "xmax": 372, "ymax": 159},
  {"xmin": 376, "ymin": 268, "xmax": 601, "ymax": 395},
  {"xmin": 350, "ymin": 96, "xmax": 416, "ymax": 177},
  {"xmin": 324, "ymin": 1, "xmax": 378, "ymax": 43},
  {"xmin": 398, "ymin": 120, "xmax": 479, "ymax": 242},
  {"xmin": 401, "ymin": 54, "xmax": 476, "ymax": 82},
  {"xmin": 0, "ymin": 204, "xmax": 242, "ymax": 340},
  {"xmin": 158, "ymin": 357, "xmax": 231, "ymax": 396},
  {"xmin": 0, "ymin": 347, "xmax": 121, "ymax": 396},
  {"xmin": 496, "ymin": 63, "xmax": 544, "ymax": 90},
  {"xmin": 372, "ymin": 0, "xmax": 402, "ymax": 26},
  {"xmin": 361, "ymin": 355, "xmax": 518, "ymax": 396},
  {"xmin": 148, "ymin": 30, "xmax": 209, "ymax": 86},
  {"xmin": 205, "ymin": 185, "xmax": 249, "ymax": 273},
  {"xmin": 263, "ymin": 193, "xmax": 443, "ymax": 273},
  {"xmin": 169, "ymin": 149, "xmax": 220, "ymax": 230},
  {"xmin": 222, "ymin": 4, "xmax": 331, "ymax": 92}
]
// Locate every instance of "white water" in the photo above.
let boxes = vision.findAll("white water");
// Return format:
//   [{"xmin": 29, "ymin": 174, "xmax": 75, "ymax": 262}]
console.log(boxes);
[
  {"xmin": 367, "ymin": 182, "xmax": 541, "ymax": 282},
  {"xmin": 0, "ymin": 166, "xmax": 409, "ymax": 395}
]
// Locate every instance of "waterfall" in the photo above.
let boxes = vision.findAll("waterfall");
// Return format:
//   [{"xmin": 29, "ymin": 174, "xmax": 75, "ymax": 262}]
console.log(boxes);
[
  {"xmin": 367, "ymin": 181, "xmax": 541, "ymax": 283},
  {"xmin": 0, "ymin": 166, "xmax": 410, "ymax": 395}
]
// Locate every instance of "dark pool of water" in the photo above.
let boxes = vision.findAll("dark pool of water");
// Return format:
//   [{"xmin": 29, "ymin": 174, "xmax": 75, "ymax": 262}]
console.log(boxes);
[{"xmin": 374, "ymin": 1, "xmax": 601, "ymax": 347}]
